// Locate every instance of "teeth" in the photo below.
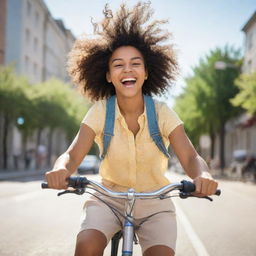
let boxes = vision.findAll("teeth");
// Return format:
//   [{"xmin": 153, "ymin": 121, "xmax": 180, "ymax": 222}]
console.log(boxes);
[{"xmin": 121, "ymin": 78, "xmax": 136, "ymax": 83}]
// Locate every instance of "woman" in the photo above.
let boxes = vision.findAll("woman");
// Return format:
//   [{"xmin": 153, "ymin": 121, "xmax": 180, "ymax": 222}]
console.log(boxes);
[{"xmin": 45, "ymin": 2, "xmax": 218, "ymax": 256}]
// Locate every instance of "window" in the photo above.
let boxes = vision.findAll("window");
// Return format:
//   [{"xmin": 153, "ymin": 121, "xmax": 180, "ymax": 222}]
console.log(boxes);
[
  {"xmin": 25, "ymin": 56, "xmax": 30, "ymax": 72},
  {"xmin": 33, "ymin": 62, "xmax": 37, "ymax": 77},
  {"xmin": 27, "ymin": 1, "xmax": 31, "ymax": 16},
  {"xmin": 247, "ymin": 32, "xmax": 253, "ymax": 50},
  {"xmin": 33, "ymin": 37, "xmax": 38, "ymax": 52},
  {"xmin": 25, "ymin": 28, "xmax": 30, "ymax": 45},
  {"xmin": 35, "ymin": 11, "xmax": 39, "ymax": 26}
]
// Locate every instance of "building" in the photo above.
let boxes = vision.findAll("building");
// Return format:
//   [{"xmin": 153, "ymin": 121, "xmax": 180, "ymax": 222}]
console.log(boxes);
[
  {"xmin": 5, "ymin": 0, "xmax": 75, "ymax": 83},
  {"xmin": 1, "ymin": 0, "xmax": 76, "ymax": 169},
  {"xmin": 211, "ymin": 11, "xmax": 256, "ymax": 170},
  {"xmin": 242, "ymin": 11, "xmax": 256, "ymax": 73},
  {"xmin": 0, "ymin": 0, "xmax": 7, "ymax": 65}
]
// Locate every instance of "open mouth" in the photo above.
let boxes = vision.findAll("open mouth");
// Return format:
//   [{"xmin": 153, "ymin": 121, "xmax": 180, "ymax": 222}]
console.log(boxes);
[{"xmin": 121, "ymin": 78, "xmax": 136, "ymax": 87}]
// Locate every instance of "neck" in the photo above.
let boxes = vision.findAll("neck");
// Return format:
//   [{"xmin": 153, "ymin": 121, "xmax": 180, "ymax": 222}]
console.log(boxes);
[{"xmin": 116, "ymin": 94, "xmax": 144, "ymax": 116}]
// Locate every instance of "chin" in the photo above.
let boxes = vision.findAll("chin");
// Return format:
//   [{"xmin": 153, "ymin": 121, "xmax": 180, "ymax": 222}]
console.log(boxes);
[{"xmin": 118, "ymin": 90, "xmax": 142, "ymax": 99}]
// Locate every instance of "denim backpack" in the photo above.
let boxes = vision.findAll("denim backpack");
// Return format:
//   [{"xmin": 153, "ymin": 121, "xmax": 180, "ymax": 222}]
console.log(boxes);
[{"xmin": 100, "ymin": 95, "xmax": 170, "ymax": 160}]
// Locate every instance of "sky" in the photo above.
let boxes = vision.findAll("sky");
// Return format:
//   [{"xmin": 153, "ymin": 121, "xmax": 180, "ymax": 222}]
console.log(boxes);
[{"xmin": 44, "ymin": 0, "xmax": 256, "ymax": 104}]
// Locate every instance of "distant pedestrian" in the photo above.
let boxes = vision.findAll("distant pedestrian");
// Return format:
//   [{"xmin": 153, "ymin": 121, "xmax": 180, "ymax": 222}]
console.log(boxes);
[
  {"xmin": 25, "ymin": 149, "xmax": 34, "ymax": 170},
  {"xmin": 37, "ymin": 144, "xmax": 47, "ymax": 169},
  {"xmin": 13, "ymin": 146, "xmax": 21, "ymax": 170}
]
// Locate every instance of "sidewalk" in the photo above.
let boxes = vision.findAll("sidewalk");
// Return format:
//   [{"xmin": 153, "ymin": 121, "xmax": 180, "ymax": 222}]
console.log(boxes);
[{"xmin": 0, "ymin": 168, "xmax": 47, "ymax": 181}]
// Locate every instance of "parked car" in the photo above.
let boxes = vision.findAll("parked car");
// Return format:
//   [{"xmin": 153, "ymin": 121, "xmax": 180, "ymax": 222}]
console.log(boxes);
[{"xmin": 77, "ymin": 155, "xmax": 100, "ymax": 174}]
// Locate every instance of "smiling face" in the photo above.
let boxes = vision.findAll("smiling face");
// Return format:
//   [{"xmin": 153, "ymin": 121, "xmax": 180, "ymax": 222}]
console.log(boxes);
[{"xmin": 106, "ymin": 46, "xmax": 148, "ymax": 99}]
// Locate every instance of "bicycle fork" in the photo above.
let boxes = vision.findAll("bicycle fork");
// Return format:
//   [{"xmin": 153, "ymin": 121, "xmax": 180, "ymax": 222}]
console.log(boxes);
[{"xmin": 122, "ymin": 188, "xmax": 135, "ymax": 256}]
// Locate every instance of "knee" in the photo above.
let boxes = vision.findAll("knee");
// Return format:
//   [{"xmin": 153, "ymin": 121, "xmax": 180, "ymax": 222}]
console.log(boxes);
[
  {"xmin": 74, "ymin": 229, "xmax": 107, "ymax": 256},
  {"xmin": 75, "ymin": 240, "xmax": 101, "ymax": 256}
]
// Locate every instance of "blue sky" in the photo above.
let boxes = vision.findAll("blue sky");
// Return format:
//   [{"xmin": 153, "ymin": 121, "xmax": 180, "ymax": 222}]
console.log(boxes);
[{"xmin": 44, "ymin": 0, "xmax": 255, "ymax": 104}]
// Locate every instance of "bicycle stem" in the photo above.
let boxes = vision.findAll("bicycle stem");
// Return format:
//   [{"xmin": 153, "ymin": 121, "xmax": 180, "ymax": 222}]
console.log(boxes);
[{"xmin": 122, "ymin": 188, "xmax": 136, "ymax": 256}]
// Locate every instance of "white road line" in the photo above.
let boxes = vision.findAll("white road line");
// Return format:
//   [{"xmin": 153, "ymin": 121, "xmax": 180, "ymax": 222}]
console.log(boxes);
[{"xmin": 174, "ymin": 202, "xmax": 210, "ymax": 256}]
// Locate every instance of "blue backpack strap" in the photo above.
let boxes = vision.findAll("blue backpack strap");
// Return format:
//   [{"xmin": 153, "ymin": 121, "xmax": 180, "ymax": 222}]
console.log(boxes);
[
  {"xmin": 101, "ymin": 95, "xmax": 170, "ymax": 159},
  {"xmin": 144, "ymin": 95, "xmax": 171, "ymax": 158},
  {"xmin": 101, "ymin": 95, "xmax": 116, "ymax": 159}
]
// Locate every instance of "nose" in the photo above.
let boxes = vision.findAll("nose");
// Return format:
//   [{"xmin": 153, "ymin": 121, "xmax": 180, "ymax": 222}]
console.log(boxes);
[{"xmin": 123, "ymin": 64, "xmax": 132, "ymax": 72}]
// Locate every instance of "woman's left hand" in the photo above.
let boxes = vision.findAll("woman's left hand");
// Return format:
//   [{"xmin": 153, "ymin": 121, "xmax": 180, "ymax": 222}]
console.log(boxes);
[{"xmin": 193, "ymin": 172, "xmax": 218, "ymax": 197}]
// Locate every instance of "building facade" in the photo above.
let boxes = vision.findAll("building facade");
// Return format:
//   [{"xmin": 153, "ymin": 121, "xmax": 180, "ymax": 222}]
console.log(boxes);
[
  {"xmin": 5, "ymin": 0, "xmax": 75, "ymax": 83},
  {"xmin": 242, "ymin": 11, "xmax": 256, "ymax": 73},
  {"xmin": 2, "ymin": 0, "xmax": 76, "ymax": 169}
]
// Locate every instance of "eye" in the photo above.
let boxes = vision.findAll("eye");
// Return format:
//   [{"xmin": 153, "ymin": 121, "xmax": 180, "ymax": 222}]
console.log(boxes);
[
  {"xmin": 113, "ymin": 64, "xmax": 123, "ymax": 68},
  {"xmin": 132, "ymin": 62, "xmax": 141, "ymax": 66}
]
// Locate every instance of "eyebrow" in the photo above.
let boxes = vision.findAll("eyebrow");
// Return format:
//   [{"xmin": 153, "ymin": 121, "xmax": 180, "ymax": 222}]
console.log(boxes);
[{"xmin": 111, "ymin": 57, "xmax": 143, "ymax": 63}]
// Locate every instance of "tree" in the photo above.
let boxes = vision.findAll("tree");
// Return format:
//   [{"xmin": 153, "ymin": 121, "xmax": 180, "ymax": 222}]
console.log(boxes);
[
  {"xmin": 0, "ymin": 67, "xmax": 90, "ymax": 169},
  {"xmin": 174, "ymin": 46, "xmax": 242, "ymax": 171},
  {"xmin": 0, "ymin": 67, "xmax": 32, "ymax": 169},
  {"xmin": 31, "ymin": 79, "xmax": 89, "ymax": 166},
  {"xmin": 231, "ymin": 72, "xmax": 256, "ymax": 114},
  {"xmin": 174, "ymin": 79, "xmax": 205, "ymax": 146}
]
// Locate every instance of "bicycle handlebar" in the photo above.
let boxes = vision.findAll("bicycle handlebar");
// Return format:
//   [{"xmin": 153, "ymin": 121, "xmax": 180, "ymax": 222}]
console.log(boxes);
[{"xmin": 41, "ymin": 176, "xmax": 221, "ymax": 199}]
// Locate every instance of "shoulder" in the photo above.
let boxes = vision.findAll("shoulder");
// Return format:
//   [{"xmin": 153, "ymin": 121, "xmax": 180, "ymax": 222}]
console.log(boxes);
[
  {"xmin": 153, "ymin": 99, "xmax": 176, "ymax": 116},
  {"xmin": 153, "ymin": 98, "xmax": 183, "ymax": 136},
  {"xmin": 81, "ymin": 99, "xmax": 107, "ymax": 134},
  {"xmin": 84, "ymin": 99, "xmax": 107, "ymax": 118},
  {"xmin": 90, "ymin": 99, "xmax": 107, "ymax": 112}
]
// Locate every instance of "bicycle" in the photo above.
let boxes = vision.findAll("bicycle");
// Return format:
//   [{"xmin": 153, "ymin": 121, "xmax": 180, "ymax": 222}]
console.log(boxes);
[{"xmin": 41, "ymin": 177, "xmax": 221, "ymax": 256}]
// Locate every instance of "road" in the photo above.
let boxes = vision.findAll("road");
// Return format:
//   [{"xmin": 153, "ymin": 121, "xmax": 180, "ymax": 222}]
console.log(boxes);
[{"xmin": 0, "ymin": 172, "xmax": 255, "ymax": 256}]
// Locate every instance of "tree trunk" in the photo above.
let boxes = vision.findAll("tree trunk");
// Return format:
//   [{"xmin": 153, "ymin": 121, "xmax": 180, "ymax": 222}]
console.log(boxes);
[
  {"xmin": 3, "ymin": 114, "xmax": 9, "ymax": 170},
  {"xmin": 210, "ymin": 132, "xmax": 215, "ymax": 159},
  {"xmin": 22, "ymin": 133, "xmax": 28, "ymax": 169},
  {"xmin": 35, "ymin": 128, "xmax": 42, "ymax": 169},
  {"xmin": 47, "ymin": 128, "xmax": 53, "ymax": 166},
  {"xmin": 219, "ymin": 121, "xmax": 226, "ymax": 174}
]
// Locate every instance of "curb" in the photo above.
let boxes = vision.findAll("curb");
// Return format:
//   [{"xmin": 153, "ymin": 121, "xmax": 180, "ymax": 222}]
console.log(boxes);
[{"xmin": 0, "ymin": 169, "xmax": 47, "ymax": 180}]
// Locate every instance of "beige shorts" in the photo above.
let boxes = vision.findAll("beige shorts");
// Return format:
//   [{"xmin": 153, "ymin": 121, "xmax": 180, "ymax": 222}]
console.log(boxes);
[{"xmin": 79, "ymin": 193, "xmax": 177, "ymax": 253}]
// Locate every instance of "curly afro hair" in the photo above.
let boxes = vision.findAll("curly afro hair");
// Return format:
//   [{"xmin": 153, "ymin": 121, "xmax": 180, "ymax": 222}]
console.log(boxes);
[{"xmin": 67, "ymin": 1, "xmax": 179, "ymax": 101}]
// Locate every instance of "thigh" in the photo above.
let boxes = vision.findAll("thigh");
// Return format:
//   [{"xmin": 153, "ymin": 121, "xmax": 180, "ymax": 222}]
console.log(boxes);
[
  {"xmin": 136, "ymin": 211, "xmax": 177, "ymax": 254},
  {"xmin": 79, "ymin": 195, "xmax": 123, "ymax": 244}
]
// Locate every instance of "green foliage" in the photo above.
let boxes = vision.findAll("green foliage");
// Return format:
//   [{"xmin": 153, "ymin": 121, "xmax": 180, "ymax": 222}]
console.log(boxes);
[
  {"xmin": 0, "ymin": 67, "xmax": 90, "ymax": 140},
  {"xmin": 174, "ymin": 80, "xmax": 205, "ymax": 145},
  {"xmin": 174, "ymin": 45, "xmax": 242, "ymax": 147},
  {"xmin": 0, "ymin": 66, "xmax": 30, "ymax": 121},
  {"xmin": 231, "ymin": 72, "xmax": 256, "ymax": 114}
]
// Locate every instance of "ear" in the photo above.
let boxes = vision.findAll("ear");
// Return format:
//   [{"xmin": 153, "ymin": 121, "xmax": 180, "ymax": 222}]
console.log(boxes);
[
  {"xmin": 145, "ymin": 70, "xmax": 148, "ymax": 80},
  {"xmin": 106, "ymin": 72, "xmax": 111, "ymax": 83}
]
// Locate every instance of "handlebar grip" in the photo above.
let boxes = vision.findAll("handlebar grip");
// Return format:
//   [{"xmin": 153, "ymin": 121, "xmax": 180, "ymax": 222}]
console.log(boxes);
[
  {"xmin": 181, "ymin": 180, "xmax": 221, "ymax": 196},
  {"xmin": 181, "ymin": 180, "xmax": 196, "ymax": 193},
  {"xmin": 68, "ymin": 176, "xmax": 90, "ymax": 188},
  {"xmin": 215, "ymin": 189, "xmax": 221, "ymax": 196},
  {"xmin": 41, "ymin": 182, "xmax": 49, "ymax": 189},
  {"xmin": 41, "ymin": 177, "xmax": 90, "ymax": 190}
]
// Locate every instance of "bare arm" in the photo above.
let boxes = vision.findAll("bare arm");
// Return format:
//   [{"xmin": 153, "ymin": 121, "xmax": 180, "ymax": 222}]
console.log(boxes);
[
  {"xmin": 45, "ymin": 124, "xmax": 96, "ymax": 189},
  {"xmin": 169, "ymin": 124, "xmax": 218, "ymax": 196}
]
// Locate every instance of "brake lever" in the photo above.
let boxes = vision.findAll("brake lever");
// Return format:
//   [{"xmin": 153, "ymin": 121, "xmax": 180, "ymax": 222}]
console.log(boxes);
[
  {"xmin": 179, "ymin": 192, "xmax": 213, "ymax": 201},
  {"xmin": 57, "ymin": 188, "xmax": 85, "ymax": 196}
]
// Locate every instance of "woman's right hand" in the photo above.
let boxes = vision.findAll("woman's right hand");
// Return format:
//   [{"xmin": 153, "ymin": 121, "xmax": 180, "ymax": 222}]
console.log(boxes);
[{"xmin": 45, "ymin": 169, "xmax": 71, "ymax": 189}]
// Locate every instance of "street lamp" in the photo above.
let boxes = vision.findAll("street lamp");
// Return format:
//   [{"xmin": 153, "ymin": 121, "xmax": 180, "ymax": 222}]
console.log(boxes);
[{"xmin": 214, "ymin": 61, "xmax": 238, "ymax": 70}]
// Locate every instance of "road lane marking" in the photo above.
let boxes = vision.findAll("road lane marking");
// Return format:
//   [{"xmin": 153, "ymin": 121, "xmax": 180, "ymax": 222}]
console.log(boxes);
[{"xmin": 174, "ymin": 202, "xmax": 210, "ymax": 256}]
